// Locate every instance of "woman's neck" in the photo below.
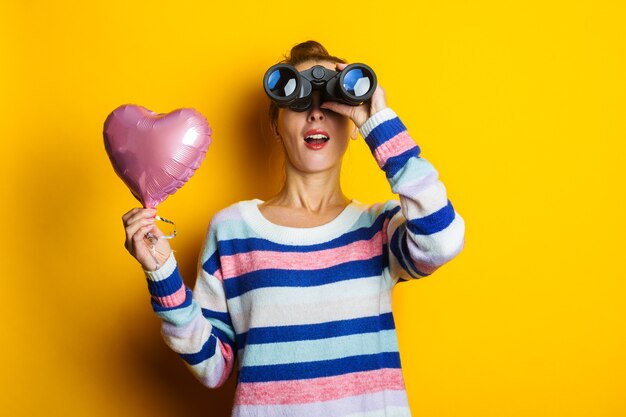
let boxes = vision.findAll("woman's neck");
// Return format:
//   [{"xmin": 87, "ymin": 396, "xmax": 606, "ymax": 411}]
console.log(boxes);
[
  {"xmin": 257, "ymin": 162, "xmax": 352, "ymax": 228},
  {"xmin": 264, "ymin": 164, "xmax": 350, "ymax": 213}
]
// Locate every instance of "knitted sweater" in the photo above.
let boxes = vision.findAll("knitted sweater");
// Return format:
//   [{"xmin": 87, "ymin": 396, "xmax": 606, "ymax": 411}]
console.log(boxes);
[{"xmin": 145, "ymin": 108, "xmax": 465, "ymax": 417}]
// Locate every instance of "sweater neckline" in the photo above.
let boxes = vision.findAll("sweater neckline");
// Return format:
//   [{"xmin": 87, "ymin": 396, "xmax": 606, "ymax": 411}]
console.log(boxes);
[{"xmin": 239, "ymin": 199, "xmax": 366, "ymax": 245}]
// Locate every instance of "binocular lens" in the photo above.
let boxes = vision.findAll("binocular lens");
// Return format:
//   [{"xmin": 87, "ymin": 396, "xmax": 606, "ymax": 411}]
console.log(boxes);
[
  {"xmin": 266, "ymin": 67, "xmax": 298, "ymax": 98},
  {"xmin": 342, "ymin": 68, "xmax": 372, "ymax": 98}
]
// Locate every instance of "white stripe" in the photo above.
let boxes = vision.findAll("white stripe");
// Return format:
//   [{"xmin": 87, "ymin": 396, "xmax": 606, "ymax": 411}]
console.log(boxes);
[
  {"xmin": 161, "ymin": 311, "xmax": 212, "ymax": 354},
  {"xmin": 359, "ymin": 108, "xmax": 398, "ymax": 139},
  {"xmin": 192, "ymin": 346, "xmax": 225, "ymax": 388},
  {"xmin": 229, "ymin": 287, "xmax": 393, "ymax": 333},
  {"xmin": 407, "ymin": 214, "xmax": 465, "ymax": 269},
  {"xmin": 228, "ymin": 274, "xmax": 390, "ymax": 313},
  {"xmin": 238, "ymin": 199, "xmax": 369, "ymax": 245},
  {"xmin": 342, "ymin": 407, "xmax": 412, "ymax": 417},
  {"xmin": 399, "ymin": 181, "xmax": 451, "ymax": 219},
  {"xmin": 144, "ymin": 251, "xmax": 177, "ymax": 281},
  {"xmin": 342, "ymin": 406, "xmax": 412, "ymax": 417},
  {"xmin": 233, "ymin": 390, "xmax": 410, "ymax": 417},
  {"xmin": 203, "ymin": 200, "xmax": 394, "ymax": 243}
]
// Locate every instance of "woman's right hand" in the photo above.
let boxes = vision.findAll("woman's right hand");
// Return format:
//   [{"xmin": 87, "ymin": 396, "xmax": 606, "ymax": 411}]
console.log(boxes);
[{"xmin": 122, "ymin": 208, "xmax": 172, "ymax": 271}]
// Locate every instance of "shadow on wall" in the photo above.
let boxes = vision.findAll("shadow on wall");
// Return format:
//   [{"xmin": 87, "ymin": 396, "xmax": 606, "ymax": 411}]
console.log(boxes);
[
  {"xmin": 121, "ymin": 312, "xmax": 238, "ymax": 416},
  {"xmin": 118, "ymin": 85, "xmax": 284, "ymax": 416}
]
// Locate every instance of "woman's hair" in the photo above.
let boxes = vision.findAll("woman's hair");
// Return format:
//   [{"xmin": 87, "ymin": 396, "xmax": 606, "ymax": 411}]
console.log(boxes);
[{"xmin": 269, "ymin": 40, "xmax": 346, "ymax": 126}]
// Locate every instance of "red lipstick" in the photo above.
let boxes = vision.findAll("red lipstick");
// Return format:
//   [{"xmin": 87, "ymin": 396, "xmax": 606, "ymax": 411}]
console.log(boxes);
[{"xmin": 303, "ymin": 129, "xmax": 330, "ymax": 151}]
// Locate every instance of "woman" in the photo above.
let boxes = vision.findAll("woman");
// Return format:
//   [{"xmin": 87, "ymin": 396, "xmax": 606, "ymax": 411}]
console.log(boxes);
[{"xmin": 122, "ymin": 41, "xmax": 465, "ymax": 417}]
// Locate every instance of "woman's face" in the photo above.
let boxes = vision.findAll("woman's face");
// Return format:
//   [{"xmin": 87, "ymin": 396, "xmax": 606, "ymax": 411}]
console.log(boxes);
[{"xmin": 275, "ymin": 60, "xmax": 351, "ymax": 175}]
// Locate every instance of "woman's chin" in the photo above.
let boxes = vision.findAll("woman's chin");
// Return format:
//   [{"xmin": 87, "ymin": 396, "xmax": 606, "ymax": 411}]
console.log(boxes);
[{"xmin": 291, "ymin": 159, "xmax": 341, "ymax": 175}]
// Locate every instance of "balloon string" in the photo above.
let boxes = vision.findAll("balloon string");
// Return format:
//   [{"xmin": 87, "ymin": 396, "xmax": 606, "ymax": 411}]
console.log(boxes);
[
  {"xmin": 145, "ymin": 215, "xmax": 177, "ymax": 271},
  {"xmin": 155, "ymin": 215, "xmax": 177, "ymax": 239}
]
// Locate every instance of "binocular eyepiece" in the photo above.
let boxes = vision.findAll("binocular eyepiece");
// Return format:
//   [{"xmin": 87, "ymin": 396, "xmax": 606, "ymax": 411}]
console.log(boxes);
[{"xmin": 263, "ymin": 63, "xmax": 377, "ymax": 112}]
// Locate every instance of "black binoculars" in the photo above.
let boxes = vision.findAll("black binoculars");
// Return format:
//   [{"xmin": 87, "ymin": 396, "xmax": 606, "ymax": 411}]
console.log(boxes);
[{"xmin": 263, "ymin": 63, "xmax": 377, "ymax": 112}]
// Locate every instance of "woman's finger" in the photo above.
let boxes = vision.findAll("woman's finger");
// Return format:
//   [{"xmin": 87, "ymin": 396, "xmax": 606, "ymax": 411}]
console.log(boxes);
[
  {"xmin": 131, "ymin": 223, "xmax": 156, "ymax": 251},
  {"xmin": 122, "ymin": 207, "xmax": 143, "ymax": 223},
  {"xmin": 125, "ymin": 216, "xmax": 155, "ymax": 237},
  {"xmin": 125, "ymin": 217, "xmax": 156, "ymax": 248},
  {"xmin": 136, "ymin": 223, "xmax": 172, "ymax": 268},
  {"xmin": 123, "ymin": 208, "xmax": 157, "ymax": 228},
  {"xmin": 370, "ymin": 86, "xmax": 388, "ymax": 115}
]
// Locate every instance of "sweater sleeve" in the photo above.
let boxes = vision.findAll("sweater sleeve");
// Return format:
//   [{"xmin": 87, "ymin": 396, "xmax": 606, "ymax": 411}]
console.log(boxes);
[
  {"xmin": 359, "ymin": 108, "xmax": 465, "ymax": 283},
  {"xmin": 143, "ymin": 221, "xmax": 235, "ymax": 388}
]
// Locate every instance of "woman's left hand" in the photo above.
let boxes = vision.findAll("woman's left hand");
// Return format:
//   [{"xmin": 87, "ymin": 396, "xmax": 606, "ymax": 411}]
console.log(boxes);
[{"xmin": 320, "ymin": 62, "xmax": 388, "ymax": 129}]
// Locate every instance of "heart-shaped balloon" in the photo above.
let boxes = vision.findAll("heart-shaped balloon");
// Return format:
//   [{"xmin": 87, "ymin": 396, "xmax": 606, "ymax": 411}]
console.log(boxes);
[{"xmin": 103, "ymin": 104, "xmax": 212, "ymax": 208}]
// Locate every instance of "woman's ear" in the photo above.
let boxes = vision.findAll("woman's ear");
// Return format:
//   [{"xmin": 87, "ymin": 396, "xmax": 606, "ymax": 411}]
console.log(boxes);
[
  {"xmin": 350, "ymin": 122, "xmax": 359, "ymax": 140},
  {"xmin": 271, "ymin": 120, "xmax": 281, "ymax": 140}
]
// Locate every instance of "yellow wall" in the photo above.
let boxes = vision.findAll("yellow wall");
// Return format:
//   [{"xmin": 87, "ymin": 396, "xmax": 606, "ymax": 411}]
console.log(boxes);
[{"xmin": 1, "ymin": 1, "xmax": 624, "ymax": 416}]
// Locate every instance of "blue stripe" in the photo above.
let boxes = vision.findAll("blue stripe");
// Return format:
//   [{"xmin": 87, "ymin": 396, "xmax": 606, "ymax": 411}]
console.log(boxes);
[
  {"xmin": 201, "ymin": 308, "xmax": 233, "ymax": 328},
  {"xmin": 364, "ymin": 117, "xmax": 408, "ymax": 152},
  {"xmin": 382, "ymin": 243, "xmax": 390, "ymax": 270},
  {"xmin": 407, "ymin": 200, "xmax": 456, "ymax": 236},
  {"xmin": 217, "ymin": 212, "xmax": 388, "ymax": 256},
  {"xmin": 201, "ymin": 308, "xmax": 236, "ymax": 350},
  {"xmin": 179, "ymin": 334, "xmax": 217, "ymax": 366},
  {"xmin": 223, "ymin": 256, "xmax": 384, "ymax": 299},
  {"xmin": 390, "ymin": 226, "xmax": 427, "ymax": 279},
  {"xmin": 151, "ymin": 288, "xmax": 192, "ymax": 312},
  {"xmin": 386, "ymin": 204, "xmax": 402, "ymax": 221},
  {"xmin": 238, "ymin": 352, "xmax": 401, "ymax": 383},
  {"xmin": 146, "ymin": 266, "xmax": 183, "ymax": 297},
  {"xmin": 382, "ymin": 149, "xmax": 421, "ymax": 178},
  {"xmin": 212, "ymin": 326, "xmax": 236, "ymax": 352},
  {"xmin": 236, "ymin": 313, "xmax": 396, "ymax": 348},
  {"xmin": 202, "ymin": 251, "xmax": 221, "ymax": 275},
  {"xmin": 399, "ymin": 228, "xmax": 428, "ymax": 278},
  {"xmin": 389, "ymin": 226, "xmax": 414, "ymax": 276}
]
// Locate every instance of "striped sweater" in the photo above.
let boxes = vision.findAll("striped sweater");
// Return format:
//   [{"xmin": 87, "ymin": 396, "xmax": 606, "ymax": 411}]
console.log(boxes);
[{"xmin": 145, "ymin": 108, "xmax": 465, "ymax": 417}]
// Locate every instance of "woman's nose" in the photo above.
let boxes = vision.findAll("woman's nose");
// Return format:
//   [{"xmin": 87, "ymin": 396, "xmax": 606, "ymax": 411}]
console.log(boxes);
[{"xmin": 307, "ymin": 93, "xmax": 325, "ymax": 122}]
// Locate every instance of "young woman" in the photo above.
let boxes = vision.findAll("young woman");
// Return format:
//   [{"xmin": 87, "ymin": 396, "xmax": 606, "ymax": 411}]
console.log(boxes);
[{"xmin": 122, "ymin": 41, "xmax": 465, "ymax": 417}]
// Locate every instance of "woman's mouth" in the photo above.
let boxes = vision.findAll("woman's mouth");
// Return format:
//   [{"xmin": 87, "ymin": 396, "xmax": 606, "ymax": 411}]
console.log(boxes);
[{"xmin": 304, "ymin": 130, "xmax": 330, "ymax": 150}]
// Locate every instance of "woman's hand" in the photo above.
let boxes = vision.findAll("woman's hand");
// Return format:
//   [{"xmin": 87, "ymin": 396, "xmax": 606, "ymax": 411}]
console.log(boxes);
[
  {"xmin": 122, "ymin": 208, "xmax": 172, "ymax": 271},
  {"xmin": 320, "ymin": 62, "xmax": 388, "ymax": 129}
]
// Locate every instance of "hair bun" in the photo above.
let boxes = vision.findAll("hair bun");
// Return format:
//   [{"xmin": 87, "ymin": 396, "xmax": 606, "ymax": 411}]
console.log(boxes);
[{"xmin": 282, "ymin": 40, "xmax": 346, "ymax": 66}]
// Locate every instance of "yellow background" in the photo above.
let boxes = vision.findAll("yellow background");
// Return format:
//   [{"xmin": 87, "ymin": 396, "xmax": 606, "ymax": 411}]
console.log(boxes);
[{"xmin": 1, "ymin": 1, "xmax": 624, "ymax": 416}]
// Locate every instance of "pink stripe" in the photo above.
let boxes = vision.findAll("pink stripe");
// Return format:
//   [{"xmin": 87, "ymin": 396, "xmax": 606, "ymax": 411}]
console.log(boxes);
[
  {"xmin": 217, "ymin": 341, "xmax": 235, "ymax": 386},
  {"xmin": 152, "ymin": 284, "xmax": 186, "ymax": 307},
  {"xmin": 220, "ymin": 231, "xmax": 384, "ymax": 280},
  {"xmin": 235, "ymin": 368, "xmax": 406, "ymax": 405},
  {"xmin": 373, "ymin": 131, "xmax": 416, "ymax": 168},
  {"xmin": 213, "ymin": 269, "xmax": 223, "ymax": 281}
]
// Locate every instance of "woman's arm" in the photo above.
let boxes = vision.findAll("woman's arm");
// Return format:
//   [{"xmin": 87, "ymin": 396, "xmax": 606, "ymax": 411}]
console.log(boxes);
[
  {"xmin": 321, "ymin": 74, "xmax": 465, "ymax": 282},
  {"xmin": 359, "ymin": 109, "xmax": 466, "ymax": 282},
  {"xmin": 123, "ymin": 209, "xmax": 236, "ymax": 388}
]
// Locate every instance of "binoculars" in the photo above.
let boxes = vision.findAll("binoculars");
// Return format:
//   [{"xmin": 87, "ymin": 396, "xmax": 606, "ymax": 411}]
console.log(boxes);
[{"xmin": 263, "ymin": 63, "xmax": 377, "ymax": 112}]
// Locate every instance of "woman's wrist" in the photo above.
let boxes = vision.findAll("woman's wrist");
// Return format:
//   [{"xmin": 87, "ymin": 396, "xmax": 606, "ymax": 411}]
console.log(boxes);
[
  {"xmin": 144, "ymin": 250, "xmax": 176, "ymax": 279},
  {"xmin": 359, "ymin": 108, "xmax": 397, "ymax": 139}
]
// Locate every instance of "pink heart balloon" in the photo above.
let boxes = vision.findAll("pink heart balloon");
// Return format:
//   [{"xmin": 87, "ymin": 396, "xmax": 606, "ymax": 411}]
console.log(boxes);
[{"xmin": 103, "ymin": 104, "xmax": 212, "ymax": 208}]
